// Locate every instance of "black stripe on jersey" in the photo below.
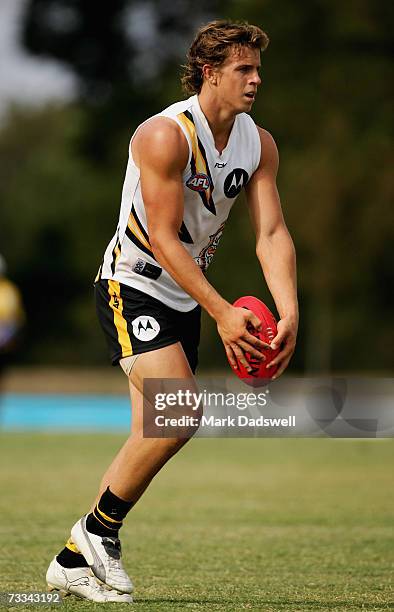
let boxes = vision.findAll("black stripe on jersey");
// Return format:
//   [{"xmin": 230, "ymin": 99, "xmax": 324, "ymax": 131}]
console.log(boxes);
[
  {"xmin": 110, "ymin": 230, "xmax": 120, "ymax": 275},
  {"xmin": 197, "ymin": 183, "xmax": 214, "ymax": 215},
  {"xmin": 196, "ymin": 180, "xmax": 216, "ymax": 216},
  {"xmin": 197, "ymin": 136, "xmax": 213, "ymax": 188},
  {"xmin": 178, "ymin": 221, "xmax": 194, "ymax": 244},
  {"xmin": 196, "ymin": 136, "xmax": 216, "ymax": 215},
  {"xmin": 183, "ymin": 110, "xmax": 197, "ymax": 175},
  {"xmin": 183, "ymin": 109, "xmax": 194, "ymax": 124},
  {"xmin": 125, "ymin": 226, "xmax": 157, "ymax": 259},
  {"xmin": 184, "ymin": 110, "xmax": 216, "ymax": 216},
  {"xmin": 131, "ymin": 204, "xmax": 150, "ymax": 243}
]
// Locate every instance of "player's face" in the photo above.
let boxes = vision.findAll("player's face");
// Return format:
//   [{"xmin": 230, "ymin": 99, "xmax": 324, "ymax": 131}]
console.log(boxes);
[{"xmin": 215, "ymin": 46, "xmax": 262, "ymax": 113}]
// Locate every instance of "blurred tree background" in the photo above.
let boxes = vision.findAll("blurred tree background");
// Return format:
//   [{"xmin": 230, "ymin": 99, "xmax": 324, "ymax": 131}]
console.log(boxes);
[{"xmin": 0, "ymin": 0, "xmax": 392, "ymax": 372}]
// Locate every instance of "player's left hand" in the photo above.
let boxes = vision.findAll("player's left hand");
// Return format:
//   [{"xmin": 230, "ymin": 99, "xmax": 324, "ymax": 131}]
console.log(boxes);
[{"xmin": 266, "ymin": 316, "xmax": 298, "ymax": 379}]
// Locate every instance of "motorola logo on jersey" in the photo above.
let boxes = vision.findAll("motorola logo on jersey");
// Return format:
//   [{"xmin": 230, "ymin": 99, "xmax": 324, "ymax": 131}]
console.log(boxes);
[
  {"xmin": 186, "ymin": 173, "xmax": 211, "ymax": 192},
  {"xmin": 223, "ymin": 168, "xmax": 249, "ymax": 198},
  {"xmin": 131, "ymin": 316, "xmax": 160, "ymax": 341}
]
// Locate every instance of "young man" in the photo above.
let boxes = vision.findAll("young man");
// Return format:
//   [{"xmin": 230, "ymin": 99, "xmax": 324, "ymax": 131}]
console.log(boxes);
[{"xmin": 46, "ymin": 20, "xmax": 298, "ymax": 601}]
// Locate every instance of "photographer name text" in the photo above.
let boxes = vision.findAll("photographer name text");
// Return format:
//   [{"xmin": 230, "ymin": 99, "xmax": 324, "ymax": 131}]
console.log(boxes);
[{"xmin": 155, "ymin": 415, "xmax": 296, "ymax": 428}]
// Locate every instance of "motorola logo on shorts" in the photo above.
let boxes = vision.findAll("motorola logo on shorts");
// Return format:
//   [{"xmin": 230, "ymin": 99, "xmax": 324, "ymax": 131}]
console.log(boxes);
[
  {"xmin": 224, "ymin": 168, "xmax": 249, "ymax": 198},
  {"xmin": 131, "ymin": 316, "xmax": 160, "ymax": 341}
]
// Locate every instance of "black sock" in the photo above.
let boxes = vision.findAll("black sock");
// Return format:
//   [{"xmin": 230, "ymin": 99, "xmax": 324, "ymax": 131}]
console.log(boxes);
[
  {"xmin": 57, "ymin": 538, "xmax": 89, "ymax": 568},
  {"xmin": 86, "ymin": 487, "xmax": 133, "ymax": 538}
]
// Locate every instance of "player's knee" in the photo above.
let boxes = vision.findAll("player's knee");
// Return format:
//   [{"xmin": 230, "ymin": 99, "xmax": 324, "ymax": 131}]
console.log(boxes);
[
  {"xmin": 162, "ymin": 435, "xmax": 192, "ymax": 457},
  {"xmin": 162, "ymin": 436, "xmax": 189, "ymax": 455}
]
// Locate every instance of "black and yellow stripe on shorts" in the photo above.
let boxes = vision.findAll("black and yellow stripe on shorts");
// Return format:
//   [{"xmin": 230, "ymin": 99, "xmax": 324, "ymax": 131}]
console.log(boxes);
[
  {"xmin": 106, "ymin": 279, "xmax": 133, "ymax": 358},
  {"xmin": 177, "ymin": 110, "xmax": 216, "ymax": 215}
]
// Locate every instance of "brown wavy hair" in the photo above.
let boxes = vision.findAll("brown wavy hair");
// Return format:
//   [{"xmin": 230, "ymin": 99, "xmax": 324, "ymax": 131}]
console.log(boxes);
[{"xmin": 181, "ymin": 20, "xmax": 269, "ymax": 96}]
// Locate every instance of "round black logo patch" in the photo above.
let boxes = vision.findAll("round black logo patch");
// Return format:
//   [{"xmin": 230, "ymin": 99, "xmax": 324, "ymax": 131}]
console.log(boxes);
[{"xmin": 223, "ymin": 168, "xmax": 249, "ymax": 198}]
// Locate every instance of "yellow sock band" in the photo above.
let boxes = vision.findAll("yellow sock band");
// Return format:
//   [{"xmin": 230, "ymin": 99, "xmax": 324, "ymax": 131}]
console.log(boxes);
[
  {"xmin": 96, "ymin": 504, "xmax": 123, "ymax": 524},
  {"xmin": 65, "ymin": 537, "xmax": 81, "ymax": 554},
  {"xmin": 93, "ymin": 507, "xmax": 118, "ymax": 531}
]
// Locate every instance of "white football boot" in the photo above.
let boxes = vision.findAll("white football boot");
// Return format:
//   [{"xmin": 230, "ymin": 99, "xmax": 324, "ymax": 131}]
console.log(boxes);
[
  {"xmin": 46, "ymin": 557, "xmax": 132, "ymax": 602},
  {"xmin": 71, "ymin": 516, "xmax": 133, "ymax": 594}
]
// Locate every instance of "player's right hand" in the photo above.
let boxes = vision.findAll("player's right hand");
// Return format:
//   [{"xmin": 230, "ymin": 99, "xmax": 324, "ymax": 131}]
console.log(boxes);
[{"xmin": 216, "ymin": 305, "xmax": 269, "ymax": 372}]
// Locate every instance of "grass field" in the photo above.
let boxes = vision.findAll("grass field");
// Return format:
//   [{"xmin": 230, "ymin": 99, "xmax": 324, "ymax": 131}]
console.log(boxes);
[{"xmin": 0, "ymin": 434, "xmax": 393, "ymax": 611}]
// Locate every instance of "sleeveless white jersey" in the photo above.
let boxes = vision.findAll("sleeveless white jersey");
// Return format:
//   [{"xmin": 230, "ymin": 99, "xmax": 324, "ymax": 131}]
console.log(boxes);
[{"xmin": 99, "ymin": 95, "xmax": 261, "ymax": 311}]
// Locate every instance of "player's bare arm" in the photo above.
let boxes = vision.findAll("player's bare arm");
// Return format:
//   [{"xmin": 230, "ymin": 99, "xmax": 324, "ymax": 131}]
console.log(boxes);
[
  {"xmin": 132, "ymin": 117, "xmax": 268, "ymax": 370},
  {"xmin": 245, "ymin": 127, "xmax": 298, "ymax": 378}
]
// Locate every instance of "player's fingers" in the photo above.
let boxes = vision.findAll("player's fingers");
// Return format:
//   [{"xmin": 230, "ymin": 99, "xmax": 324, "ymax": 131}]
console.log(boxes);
[
  {"xmin": 266, "ymin": 344, "xmax": 293, "ymax": 369},
  {"xmin": 271, "ymin": 355, "xmax": 291, "ymax": 380},
  {"xmin": 243, "ymin": 331, "xmax": 271, "ymax": 351},
  {"xmin": 225, "ymin": 344, "xmax": 238, "ymax": 370},
  {"xmin": 230, "ymin": 342, "xmax": 252, "ymax": 372},
  {"xmin": 237, "ymin": 339, "xmax": 265, "ymax": 361},
  {"xmin": 245, "ymin": 311, "xmax": 262, "ymax": 331},
  {"xmin": 270, "ymin": 328, "xmax": 287, "ymax": 350}
]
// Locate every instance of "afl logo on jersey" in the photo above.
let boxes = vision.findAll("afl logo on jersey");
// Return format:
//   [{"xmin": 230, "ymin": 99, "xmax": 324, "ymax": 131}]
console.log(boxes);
[
  {"xmin": 186, "ymin": 173, "xmax": 211, "ymax": 192},
  {"xmin": 224, "ymin": 168, "xmax": 249, "ymax": 198},
  {"xmin": 131, "ymin": 316, "xmax": 160, "ymax": 341}
]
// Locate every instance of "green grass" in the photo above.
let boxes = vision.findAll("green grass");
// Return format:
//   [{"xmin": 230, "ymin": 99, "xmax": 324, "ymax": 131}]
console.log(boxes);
[{"xmin": 0, "ymin": 434, "xmax": 393, "ymax": 611}]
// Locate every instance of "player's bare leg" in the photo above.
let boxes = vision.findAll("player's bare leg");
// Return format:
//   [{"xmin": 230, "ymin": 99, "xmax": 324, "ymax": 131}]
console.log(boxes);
[
  {"xmin": 70, "ymin": 342, "xmax": 199, "ymax": 593},
  {"xmin": 91, "ymin": 341, "xmax": 196, "ymax": 504}
]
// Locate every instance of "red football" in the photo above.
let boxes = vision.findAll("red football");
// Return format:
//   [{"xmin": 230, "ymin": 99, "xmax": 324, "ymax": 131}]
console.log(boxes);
[{"xmin": 229, "ymin": 296, "xmax": 280, "ymax": 384}]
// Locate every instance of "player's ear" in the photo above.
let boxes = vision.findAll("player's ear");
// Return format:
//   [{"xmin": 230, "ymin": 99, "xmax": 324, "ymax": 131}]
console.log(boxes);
[{"xmin": 202, "ymin": 64, "xmax": 218, "ymax": 86}]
